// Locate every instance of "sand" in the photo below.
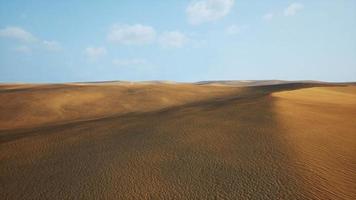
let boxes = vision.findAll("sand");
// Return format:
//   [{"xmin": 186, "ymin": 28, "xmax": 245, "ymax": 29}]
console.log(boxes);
[{"xmin": 1, "ymin": 82, "xmax": 355, "ymax": 199}]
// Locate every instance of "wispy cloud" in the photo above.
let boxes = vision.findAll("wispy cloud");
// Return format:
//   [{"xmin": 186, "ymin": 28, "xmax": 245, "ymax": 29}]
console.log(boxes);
[
  {"xmin": 263, "ymin": 3, "xmax": 303, "ymax": 22},
  {"xmin": 84, "ymin": 47, "xmax": 107, "ymax": 60},
  {"xmin": 159, "ymin": 31, "xmax": 189, "ymax": 48},
  {"xmin": 225, "ymin": 24, "xmax": 241, "ymax": 35},
  {"xmin": 42, "ymin": 40, "xmax": 62, "ymax": 51},
  {"xmin": 263, "ymin": 13, "xmax": 274, "ymax": 21},
  {"xmin": 0, "ymin": 26, "xmax": 37, "ymax": 43},
  {"xmin": 0, "ymin": 26, "xmax": 62, "ymax": 53},
  {"xmin": 13, "ymin": 45, "xmax": 32, "ymax": 54},
  {"xmin": 186, "ymin": 0, "xmax": 234, "ymax": 25},
  {"xmin": 107, "ymin": 24, "xmax": 156, "ymax": 45},
  {"xmin": 284, "ymin": 3, "xmax": 304, "ymax": 16}
]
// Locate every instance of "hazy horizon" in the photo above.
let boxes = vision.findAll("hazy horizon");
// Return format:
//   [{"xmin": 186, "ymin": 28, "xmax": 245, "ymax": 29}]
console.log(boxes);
[
  {"xmin": 1, "ymin": 79, "xmax": 355, "ymax": 85},
  {"xmin": 1, "ymin": 0, "xmax": 355, "ymax": 83}
]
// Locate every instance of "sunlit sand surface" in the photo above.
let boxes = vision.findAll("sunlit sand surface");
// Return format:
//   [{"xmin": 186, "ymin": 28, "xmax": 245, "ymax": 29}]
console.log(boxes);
[
  {"xmin": 273, "ymin": 86, "xmax": 356, "ymax": 199},
  {"xmin": 1, "ymin": 82, "xmax": 355, "ymax": 199}
]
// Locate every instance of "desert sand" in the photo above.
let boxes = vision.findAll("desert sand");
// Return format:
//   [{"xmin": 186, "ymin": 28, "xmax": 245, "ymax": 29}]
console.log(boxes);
[{"xmin": 1, "ymin": 82, "xmax": 355, "ymax": 199}]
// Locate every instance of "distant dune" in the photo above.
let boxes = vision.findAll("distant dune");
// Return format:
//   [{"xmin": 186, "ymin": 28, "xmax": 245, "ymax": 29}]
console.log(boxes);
[
  {"xmin": 1, "ymin": 81, "xmax": 355, "ymax": 199},
  {"xmin": 0, "ymin": 83, "xmax": 242, "ymax": 130}
]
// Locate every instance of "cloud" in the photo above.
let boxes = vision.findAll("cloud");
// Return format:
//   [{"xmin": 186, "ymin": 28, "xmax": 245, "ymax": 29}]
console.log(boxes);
[
  {"xmin": 186, "ymin": 0, "xmax": 234, "ymax": 25},
  {"xmin": 107, "ymin": 24, "xmax": 156, "ymax": 45},
  {"xmin": 263, "ymin": 13, "xmax": 274, "ymax": 21},
  {"xmin": 42, "ymin": 40, "xmax": 62, "ymax": 51},
  {"xmin": 226, "ymin": 25, "xmax": 248, "ymax": 35},
  {"xmin": 107, "ymin": 24, "xmax": 191, "ymax": 48},
  {"xmin": 13, "ymin": 45, "xmax": 32, "ymax": 54},
  {"xmin": 284, "ymin": 3, "xmax": 304, "ymax": 16},
  {"xmin": 0, "ymin": 26, "xmax": 62, "ymax": 53},
  {"xmin": 262, "ymin": 3, "xmax": 303, "ymax": 21},
  {"xmin": 0, "ymin": 26, "xmax": 37, "ymax": 42},
  {"xmin": 112, "ymin": 58, "xmax": 147, "ymax": 66},
  {"xmin": 159, "ymin": 31, "xmax": 189, "ymax": 48},
  {"xmin": 225, "ymin": 25, "xmax": 240, "ymax": 35},
  {"xmin": 84, "ymin": 47, "xmax": 107, "ymax": 60}
]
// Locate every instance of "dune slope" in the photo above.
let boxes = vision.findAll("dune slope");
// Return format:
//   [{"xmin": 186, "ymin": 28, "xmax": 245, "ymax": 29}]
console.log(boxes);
[
  {"xmin": 0, "ymin": 83, "xmax": 241, "ymax": 130},
  {"xmin": 0, "ymin": 83, "xmax": 355, "ymax": 199}
]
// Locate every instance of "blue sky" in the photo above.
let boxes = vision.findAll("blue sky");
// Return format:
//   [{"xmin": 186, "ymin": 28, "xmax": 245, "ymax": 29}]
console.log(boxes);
[{"xmin": 0, "ymin": 0, "xmax": 355, "ymax": 83}]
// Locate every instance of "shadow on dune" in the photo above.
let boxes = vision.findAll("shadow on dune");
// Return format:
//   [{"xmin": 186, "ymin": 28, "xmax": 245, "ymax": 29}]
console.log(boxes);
[
  {"xmin": 0, "ymin": 84, "xmax": 316, "ymax": 199},
  {"xmin": 0, "ymin": 83, "xmax": 325, "ymax": 143}
]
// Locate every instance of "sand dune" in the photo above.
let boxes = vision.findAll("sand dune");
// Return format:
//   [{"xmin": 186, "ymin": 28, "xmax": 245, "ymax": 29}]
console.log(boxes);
[
  {"xmin": 0, "ymin": 83, "xmax": 241, "ymax": 130},
  {"xmin": 272, "ymin": 86, "xmax": 356, "ymax": 199},
  {"xmin": 1, "ymin": 82, "xmax": 355, "ymax": 199}
]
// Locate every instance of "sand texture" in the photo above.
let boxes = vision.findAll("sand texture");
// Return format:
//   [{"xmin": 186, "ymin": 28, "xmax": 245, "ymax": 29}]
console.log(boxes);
[{"xmin": 1, "ymin": 82, "xmax": 355, "ymax": 199}]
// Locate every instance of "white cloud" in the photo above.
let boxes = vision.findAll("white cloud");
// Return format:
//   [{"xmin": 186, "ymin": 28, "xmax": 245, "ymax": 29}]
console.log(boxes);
[
  {"xmin": 263, "ymin": 13, "xmax": 274, "ymax": 21},
  {"xmin": 186, "ymin": 0, "xmax": 234, "ymax": 25},
  {"xmin": 107, "ymin": 24, "xmax": 194, "ymax": 48},
  {"xmin": 159, "ymin": 31, "xmax": 189, "ymax": 48},
  {"xmin": 112, "ymin": 58, "xmax": 147, "ymax": 66},
  {"xmin": 107, "ymin": 24, "xmax": 156, "ymax": 45},
  {"xmin": 0, "ymin": 26, "xmax": 37, "ymax": 42},
  {"xmin": 13, "ymin": 45, "xmax": 32, "ymax": 54},
  {"xmin": 42, "ymin": 40, "xmax": 62, "ymax": 51},
  {"xmin": 84, "ymin": 47, "xmax": 107, "ymax": 60},
  {"xmin": 225, "ymin": 24, "xmax": 240, "ymax": 35},
  {"xmin": 0, "ymin": 26, "xmax": 62, "ymax": 53},
  {"xmin": 284, "ymin": 3, "xmax": 304, "ymax": 16}
]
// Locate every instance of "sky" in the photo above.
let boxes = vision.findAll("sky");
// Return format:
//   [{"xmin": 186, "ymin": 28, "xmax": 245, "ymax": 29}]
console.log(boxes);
[{"xmin": 0, "ymin": 0, "xmax": 355, "ymax": 83}]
